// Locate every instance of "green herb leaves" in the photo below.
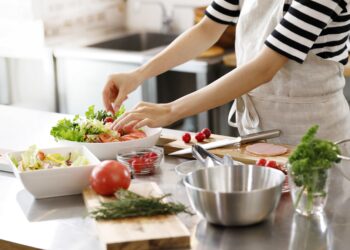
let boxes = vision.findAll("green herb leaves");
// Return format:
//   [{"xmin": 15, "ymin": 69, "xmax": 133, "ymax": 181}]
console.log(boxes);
[
  {"xmin": 50, "ymin": 105, "xmax": 126, "ymax": 142},
  {"xmin": 90, "ymin": 189, "xmax": 193, "ymax": 220},
  {"xmin": 288, "ymin": 125, "xmax": 341, "ymax": 211}
]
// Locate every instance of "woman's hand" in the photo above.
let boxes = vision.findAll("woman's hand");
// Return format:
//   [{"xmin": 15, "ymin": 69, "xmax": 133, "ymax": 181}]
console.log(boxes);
[
  {"xmin": 103, "ymin": 71, "xmax": 141, "ymax": 113},
  {"xmin": 111, "ymin": 102, "xmax": 175, "ymax": 130}
]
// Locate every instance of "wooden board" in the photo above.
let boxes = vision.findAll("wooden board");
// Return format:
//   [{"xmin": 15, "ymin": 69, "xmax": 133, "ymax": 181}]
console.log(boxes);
[
  {"xmin": 157, "ymin": 133, "xmax": 293, "ymax": 164},
  {"xmin": 83, "ymin": 182, "xmax": 191, "ymax": 250}
]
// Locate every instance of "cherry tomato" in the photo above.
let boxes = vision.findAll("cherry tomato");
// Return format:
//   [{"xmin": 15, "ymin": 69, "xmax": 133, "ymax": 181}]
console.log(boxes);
[
  {"xmin": 90, "ymin": 160, "xmax": 131, "ymax": 196},
  {"xmin": 256, "ymin": 158, "xmax": 267, "ymax": 166},
  {"xmin": 266, "ymin": 160, "xmax": 277, "ymax": 169},
  {"xmin": 37, "ymin": 151, "xmax": 45, "ymax": 161},
  {"xmin": 201, "ymin": 128, "xmax": 212, "ymax": 139},
  {"xmin": 104, "ymin": 117, "xmax": 114, "ymax": 123},
  {"xmin": 144, "ymin": 152, "xmax": 158, "ymax": 159},
  {"xmin": 182, "ymin": 133, "xmax": 191, "ymax": 143},
  {"xmin": 195, "ymin": 132, "xmax": 206, "ymax": 142},
  {"xmin": 131, "ymin": 157, "xmax": 146, "ymax": 174}
]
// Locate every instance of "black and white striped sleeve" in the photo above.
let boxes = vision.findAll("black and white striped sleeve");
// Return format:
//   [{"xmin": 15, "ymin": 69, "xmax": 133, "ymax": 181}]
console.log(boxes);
[
  {"xmin": 205, "ymin": 0, "xmax": 239, "ymax": 25},
  {"xmin": 265, "ymin": 0, "xmax": 346, "ymax": 63}
]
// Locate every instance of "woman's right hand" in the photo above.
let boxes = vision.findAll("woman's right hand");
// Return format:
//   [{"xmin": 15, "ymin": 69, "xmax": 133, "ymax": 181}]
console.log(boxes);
[{"xmin": 102, "ymin": 71, "xmax": 142, "ymax": 113}]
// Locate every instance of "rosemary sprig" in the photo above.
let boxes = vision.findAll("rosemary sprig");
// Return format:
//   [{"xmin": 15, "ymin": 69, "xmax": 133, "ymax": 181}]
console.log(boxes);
[{"xmin": 90, "ymin": 189, "xmax": 193, "ymax": 220}]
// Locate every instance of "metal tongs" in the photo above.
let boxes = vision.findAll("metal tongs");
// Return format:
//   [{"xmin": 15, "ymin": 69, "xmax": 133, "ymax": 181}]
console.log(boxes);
[{"xmin": 191, "ymin": 144, "xmax": 237, "ymax": 167}]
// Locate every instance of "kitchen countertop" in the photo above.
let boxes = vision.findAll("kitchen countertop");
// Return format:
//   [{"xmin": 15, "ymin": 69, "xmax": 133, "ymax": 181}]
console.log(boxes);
[{"xmin": 1, "ymin": 105, "xmax": 350, "ymax": 250}]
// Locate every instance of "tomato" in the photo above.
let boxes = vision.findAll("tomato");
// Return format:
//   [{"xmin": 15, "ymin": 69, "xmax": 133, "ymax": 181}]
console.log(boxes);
[
  {"xmin": 195, "ymin": 132, "xmax": 206, "ymax": 142},
  {"xmin": 182, "ymin": 133, "xmax": 191, "ymax": 143},
  {"xmin": 201, "ymin": 128, "xmax": 212, "ymax": 139},
  {"xmin": 37, "ymin": 151, "xmax": 46, "ymax": 161},
  {"xmin": 144, "ymin": 152, "xmax": 158, "ymax": 159},
  {"xmin": 266, "ymin": 160, "xmax": 277, "ymax": 169},
  {"xmin": 90, "ymin": 160, "xmax": 131, "ymax": 196},
  {"xmin": 256, "ymin": 158, "xmax": 267, "ymax": 166},
  {"xmin": 104, "ymin": 117, "xmax": 114, "ymax": 123},
  {"xmin": 120, "ymin": 130, "xmax": 146, "ymax": 141},
  {"xmin": 131, "ymin": 157, "xmax": 146, "ymax": 174},
  {"xmin": 99, "ymin": 133, "xmax": 118, "ymax": 143}
]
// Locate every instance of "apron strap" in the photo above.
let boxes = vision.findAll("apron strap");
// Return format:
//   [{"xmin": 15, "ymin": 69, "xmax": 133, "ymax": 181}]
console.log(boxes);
[{"xmin": 228, "ymin": 95, "xmax": 260, "ymax": 132}]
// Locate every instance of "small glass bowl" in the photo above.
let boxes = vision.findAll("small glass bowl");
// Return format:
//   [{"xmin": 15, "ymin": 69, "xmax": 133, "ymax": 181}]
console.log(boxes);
[{"xmin": 116, "ymin": 147, "xmax": 163, "ymax": 176}]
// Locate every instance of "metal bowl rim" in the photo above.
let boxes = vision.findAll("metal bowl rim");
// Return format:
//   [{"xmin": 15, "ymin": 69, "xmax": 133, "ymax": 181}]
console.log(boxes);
[{"xmin": 183, "ymin": 165, "xmax": 285, "ymax": 195}]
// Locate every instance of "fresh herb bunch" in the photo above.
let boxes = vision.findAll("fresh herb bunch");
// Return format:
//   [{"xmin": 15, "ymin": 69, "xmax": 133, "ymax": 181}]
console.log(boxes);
[
  {"xmin": 50, "ymin": 105, "xmax": 125, "ymax": 142},
  {"xmin": 90, "ymin": 189, "xmax": 193, "ymax": 220},
  {"xmin": 288, "ymin": 125, "xmax": 340, "ymax": 210}
]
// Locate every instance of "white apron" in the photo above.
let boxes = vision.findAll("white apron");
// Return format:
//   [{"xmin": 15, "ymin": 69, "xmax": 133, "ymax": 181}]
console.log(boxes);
[{"xmin": 228, "ymin": 0, "xmax": 350, "ymax": 145}]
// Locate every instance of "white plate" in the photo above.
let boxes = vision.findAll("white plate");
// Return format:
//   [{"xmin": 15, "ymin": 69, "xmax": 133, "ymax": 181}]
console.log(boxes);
[
  {"xmin": 0, "ymin": 149, "xmax": 13, "ymax": 172},
  {"xmin": 57, "ymin": 126, "xmax": 162, "ymax": 160},
  {"xmin": 175, "ymin": 160, "xmax": 205, "ymax": 177}
]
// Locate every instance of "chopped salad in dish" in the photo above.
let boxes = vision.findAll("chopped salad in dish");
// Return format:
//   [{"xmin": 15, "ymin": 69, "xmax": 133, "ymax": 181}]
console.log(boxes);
[
  {"xmin": 11, "ymin": 145, "xmax": 90, "ymax": 172},
  {"xmin": 50, "ymin": 105, "xmax": 146, "ymax": 143}
]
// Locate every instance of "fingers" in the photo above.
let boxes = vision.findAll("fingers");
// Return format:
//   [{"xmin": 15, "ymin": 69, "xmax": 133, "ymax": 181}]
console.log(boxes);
[
  {"xmin": 112, "ymin": 91, "xmax": 127, "ymax": 113},
  {"xmin": 103, "ymin": 84, "xmax": 114, "ymax": 112},
  {"xmin": 134, "ymin": 118, "xmax": 152, "ymax": 129},
  {"xmin": 111, "ymin": 111, "xmax": 143, "ymax": 130}
]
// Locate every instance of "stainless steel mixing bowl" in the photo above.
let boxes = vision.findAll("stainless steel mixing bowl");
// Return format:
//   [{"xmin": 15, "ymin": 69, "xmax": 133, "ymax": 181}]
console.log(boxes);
[{"xmin": 183, "ymin": 165, "xmax": 285, "ymax": 226}]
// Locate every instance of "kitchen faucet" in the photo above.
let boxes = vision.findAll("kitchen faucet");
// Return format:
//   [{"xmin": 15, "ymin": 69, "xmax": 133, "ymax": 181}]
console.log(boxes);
[
  {"xmin": 135, "ymin": 0, "xmax": 202, "ymax": 34},
  {"xmin": 135, "ymin": 0, "xmax": 174, "ymax": 33}
]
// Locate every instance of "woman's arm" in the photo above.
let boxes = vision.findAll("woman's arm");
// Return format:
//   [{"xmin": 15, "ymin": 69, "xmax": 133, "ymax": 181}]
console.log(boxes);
[
  {"xmin": 112, "ymin": 46, "xmax": 289, "ymax": 129},
  {"xmin": 103, "ymin": 17, "xmax": 228, "ymax": 112},
  {"xmin": 135, "ymin": 17, "xmax": 227, "ymax": 80}
]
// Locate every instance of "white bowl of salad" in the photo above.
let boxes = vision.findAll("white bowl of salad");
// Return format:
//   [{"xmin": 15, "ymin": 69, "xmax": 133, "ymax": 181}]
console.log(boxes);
[
  {"xmin": 50, "ymin": 106, "xmax": 162, "ymax": 160},
  {"xmin": 6, "ymin": 145, "xmax": 100, "ymax": 199}
]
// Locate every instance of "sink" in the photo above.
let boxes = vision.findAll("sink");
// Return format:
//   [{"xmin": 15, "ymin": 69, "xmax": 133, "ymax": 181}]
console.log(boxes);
[{"xmin": 88, "ymin": 32, "xmax": 178, "ymax": 52}]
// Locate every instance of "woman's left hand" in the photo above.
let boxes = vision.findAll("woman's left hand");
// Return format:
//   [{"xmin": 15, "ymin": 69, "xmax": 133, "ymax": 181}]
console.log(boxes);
[{"xmin": 111, "ymin": 102, "xmax": 175, "ymax": 130}]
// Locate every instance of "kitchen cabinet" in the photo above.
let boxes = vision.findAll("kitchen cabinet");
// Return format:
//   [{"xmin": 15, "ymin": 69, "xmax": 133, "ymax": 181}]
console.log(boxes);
[
  {"xmin": 55, "ymin": 57, "xmax": 142, "ymax": 114},
  {"xmin": 0, "ymin": 51, "xmax": 56, "ymax": 112}
]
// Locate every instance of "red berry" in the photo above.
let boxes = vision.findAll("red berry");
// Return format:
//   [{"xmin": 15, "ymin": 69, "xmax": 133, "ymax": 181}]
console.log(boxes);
[
  {"xmin": 256, "ymin": 158, "xmax": 267, "ymax": 166},
  {"xmin": 182, "ymin": 133, "xmax": 191, "ymax": 143},
  {"xmin": 266, "ymin": 160, "xmax": 277, "ymax": 168},
  {"xmin": 195, "ymin": 132, "xmax": 206, "ymax": 142},
  {"xmin": 201, "ymin": 128, "xmax": 212, "ymax": 139}
]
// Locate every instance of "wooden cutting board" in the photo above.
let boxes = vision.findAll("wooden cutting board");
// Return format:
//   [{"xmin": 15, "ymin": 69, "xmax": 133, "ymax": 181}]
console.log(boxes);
[
  {"xmin": 157, "ymin": 132, "xmax": 293, "ymax": 164},
  {"xmin": 83, "ymin": 182, "xmax": 191, "ymax": 250}
]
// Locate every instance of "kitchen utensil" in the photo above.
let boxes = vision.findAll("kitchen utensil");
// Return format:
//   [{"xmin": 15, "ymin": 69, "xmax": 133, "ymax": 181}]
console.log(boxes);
[
  {"xmin": 192, "ymin": 144, "xmax": 223, "ymax": 165},
  {"xmin": 169, "ymin": 129, "xmax": 281, "ymax": 156},
  {"xmin": 6, "ymin": 146, "xmax": 100, "ymax": 199},
  {"xmin": 184, "ymin": 165, "xmax": 285, "ymax": 226},
  {"xmin": 57, "ymin": 126, "xmax": 162, "ymax": 160},
  {"xmin": 83, "ymin": 182, "xmax": 190, "ymax": 249},
  {"xmin": 223, "ymin": 154, "xmax": 235, "ymax": 167}
]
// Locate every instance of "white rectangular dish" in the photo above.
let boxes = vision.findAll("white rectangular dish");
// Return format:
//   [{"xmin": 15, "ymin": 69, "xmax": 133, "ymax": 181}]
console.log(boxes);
[{"xmin": 6, "ymin": 146, "xmax": 100, "ymax": 199}]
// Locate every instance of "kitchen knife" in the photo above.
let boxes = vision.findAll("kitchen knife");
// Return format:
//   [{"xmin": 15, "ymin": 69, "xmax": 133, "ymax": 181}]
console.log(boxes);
[{"xmin": 169, "ymin": 129, "xmax": 281, "ymax": 156}]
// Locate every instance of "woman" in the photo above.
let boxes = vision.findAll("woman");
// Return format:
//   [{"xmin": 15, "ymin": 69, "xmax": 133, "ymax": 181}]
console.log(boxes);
[{"xmin": 103, "ymin": 0, "xmax": 350, "ymax": 145}]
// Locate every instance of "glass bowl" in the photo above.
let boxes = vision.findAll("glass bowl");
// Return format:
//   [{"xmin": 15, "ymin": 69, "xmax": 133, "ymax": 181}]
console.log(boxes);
[{"xmin": 116, "ymin": 147, "xmax": 163, "ymax": 176}]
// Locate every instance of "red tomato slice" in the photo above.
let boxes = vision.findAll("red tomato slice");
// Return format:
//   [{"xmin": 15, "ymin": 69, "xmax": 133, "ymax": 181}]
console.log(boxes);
[{"xmin": 99, "ymin": 133, "xmax": 116, "ymax": 143}]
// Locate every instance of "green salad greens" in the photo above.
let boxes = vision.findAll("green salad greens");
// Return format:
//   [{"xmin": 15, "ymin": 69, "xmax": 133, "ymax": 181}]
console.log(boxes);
[
  {"xmin": 12, "ymin": 145, "xmax": 90, "ymax": 172},
  {"xmin": 288, "ymin": 125, "xmax": 341, "ymax": 211},
  {"xmin": 50, "ymin": 105, "xmax": 125, "ymax": 142}
]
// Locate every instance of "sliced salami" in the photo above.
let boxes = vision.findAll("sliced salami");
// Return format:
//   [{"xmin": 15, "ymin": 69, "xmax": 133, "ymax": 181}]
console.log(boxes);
[{"xmin": 245, "ymin": 143, "xmax": 288, "ymax": 157}]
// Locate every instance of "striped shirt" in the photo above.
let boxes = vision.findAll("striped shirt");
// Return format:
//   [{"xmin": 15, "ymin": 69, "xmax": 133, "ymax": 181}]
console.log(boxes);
[{"xmin": 205, "ymin": 0, "xmax": 350, "ymax": 65}]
